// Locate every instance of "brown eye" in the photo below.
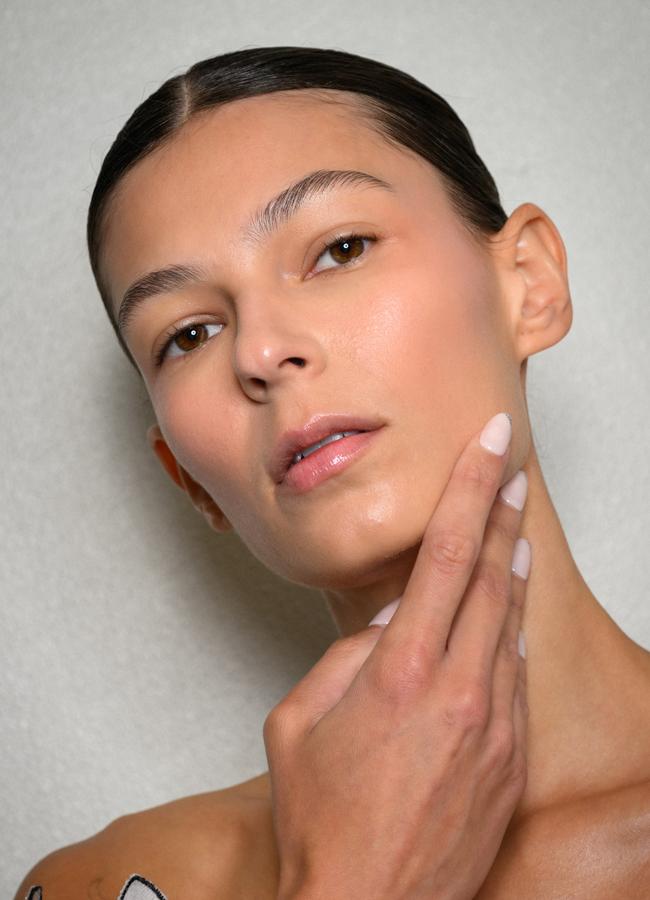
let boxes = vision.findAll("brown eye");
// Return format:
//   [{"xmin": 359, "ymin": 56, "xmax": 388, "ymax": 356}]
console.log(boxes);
[
  {"xmin": 329, "ymin": 236, "xmax": 366, "ymax": 263},
  {"xmin": 313, "ymin": 233, "xmax": 376, "ymax": 273},
  {"xmin": 156, "ymin": 322, "xmax": 223, "ymax": 367},
  {"xmin": 174, "ymin": 324, "xmax": 209, "ymax": 352}
]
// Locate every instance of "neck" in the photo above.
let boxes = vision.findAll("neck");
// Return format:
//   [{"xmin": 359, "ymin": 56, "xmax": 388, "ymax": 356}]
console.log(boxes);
[{"xmin": 321, "ymin": 442, "xmax": 650, "ymax": 819}]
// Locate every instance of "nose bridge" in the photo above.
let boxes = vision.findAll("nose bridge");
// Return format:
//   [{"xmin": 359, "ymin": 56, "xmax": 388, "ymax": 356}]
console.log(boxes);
[{"xmin": 231, "ymin": 286, "xmax": 324, "ymax": 389}]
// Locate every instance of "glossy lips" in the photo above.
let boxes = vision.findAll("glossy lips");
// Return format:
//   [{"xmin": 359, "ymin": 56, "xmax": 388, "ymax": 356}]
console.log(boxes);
[
  {"xmin": 281, "ymin": 428, "xmax": 383, "ymax": 493},
  {"xmin": 270, "ymin": 414, "xmax": 385, "ymax": 485}
]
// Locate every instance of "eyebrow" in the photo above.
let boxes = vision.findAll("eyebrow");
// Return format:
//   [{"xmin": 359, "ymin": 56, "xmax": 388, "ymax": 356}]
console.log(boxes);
[{"xmin": 116, "ymin": 168, "xmax": 395, "ymax": 338}]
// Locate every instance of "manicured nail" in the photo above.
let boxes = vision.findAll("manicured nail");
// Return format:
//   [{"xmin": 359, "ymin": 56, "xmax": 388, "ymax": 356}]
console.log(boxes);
[
  {"xmin": 518, "ymin": 630, "xmax": 527, "ymax": 659},
  {"xmin": 368, "ymin": 596, "xmax": 402, "ymax": 627},
  {"xmin": 512, "ymin": 538, "xmax": 531, "ymax": 580},
  {"xmin": 479, "ymin": 412, "xmax": 512, "ymax": 456},
  {"xmin": 499, "ymin": 469, "xmax": 528, "ymax": 511}
]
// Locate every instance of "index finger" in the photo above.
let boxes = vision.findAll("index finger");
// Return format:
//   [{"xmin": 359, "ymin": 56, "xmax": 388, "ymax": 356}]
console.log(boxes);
[{"xmin": 374, "ymin": 411, "xmax": 514, "ymax": 661}]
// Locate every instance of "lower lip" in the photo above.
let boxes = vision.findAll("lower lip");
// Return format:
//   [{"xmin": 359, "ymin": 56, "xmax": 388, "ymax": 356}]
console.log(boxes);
[{"xmin": 279, "ymin": 428, "xmax": 384, "ymax": 494}]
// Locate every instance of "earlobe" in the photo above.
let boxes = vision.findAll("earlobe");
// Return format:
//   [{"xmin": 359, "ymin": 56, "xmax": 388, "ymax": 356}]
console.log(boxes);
[
  {"xmin": 145, "ymin": 424, "xmax": 233, "ymax": 534},
  {"xmin": 494, "ymin": 202, "xmax": 573, "ymax": 360}
]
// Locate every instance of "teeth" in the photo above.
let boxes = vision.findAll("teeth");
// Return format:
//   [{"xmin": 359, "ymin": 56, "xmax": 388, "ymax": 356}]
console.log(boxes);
[{"xmin": 292, "ymin": 430, "xmax": 362, "ymax": 466}]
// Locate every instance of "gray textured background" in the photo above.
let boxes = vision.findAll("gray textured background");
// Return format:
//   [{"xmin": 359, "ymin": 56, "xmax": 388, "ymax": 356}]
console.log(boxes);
[{"xmin": 2, "ymin": 0, "xmax": 648, "ymax": 893}]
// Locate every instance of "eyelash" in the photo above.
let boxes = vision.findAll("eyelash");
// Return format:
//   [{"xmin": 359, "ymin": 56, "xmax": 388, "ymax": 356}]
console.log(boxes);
[{"xmin": 153, "ymin": 231, "xmax": 378, "ymax": 368}]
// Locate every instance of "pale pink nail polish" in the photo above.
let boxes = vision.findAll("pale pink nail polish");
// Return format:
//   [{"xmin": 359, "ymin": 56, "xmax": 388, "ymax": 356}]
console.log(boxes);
[
  {"xmin": 518, "ymin": 630, "xmax": 527, "ymax": 659},
  {"xmin": 512, "ymin": 538, "xmax": 531, "ymax": 580},
  {"xmin": 499, "ymin": 470, "xmax": 528, "ymax": 511},
  {"xmin": 480, "ymin": 412, "xmax": 512, "ymax": 456},
  {"xmin": 368, "ymin": 596, "xmax": 402, "ymax": 627}
]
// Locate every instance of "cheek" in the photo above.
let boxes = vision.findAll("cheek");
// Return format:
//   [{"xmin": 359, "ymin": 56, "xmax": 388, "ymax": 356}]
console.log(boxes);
[
  {"xmin": 351, "ymin": 239, "xmax": 500, "ymax": 411},
  {"xmin": 153, "ymin": 384, "xmax": 245, "ymax": 506},
  {"xmin": 154, "ymin": 382, "xmax": 284, "ymax": 556}
]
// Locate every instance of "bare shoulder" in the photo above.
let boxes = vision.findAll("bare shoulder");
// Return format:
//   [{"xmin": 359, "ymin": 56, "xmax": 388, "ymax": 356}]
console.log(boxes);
[
  {"xmin": 13, "ymin": 772, "xmax": 278, "ymax": 900},
  {"xmin": 478, "ymin": 778, "xmax": 650, "ymax": 899}
]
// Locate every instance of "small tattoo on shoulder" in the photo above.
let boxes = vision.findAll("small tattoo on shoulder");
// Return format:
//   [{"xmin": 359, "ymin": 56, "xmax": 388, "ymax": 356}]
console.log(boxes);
[
  {"xmin": 118, "ymin": 875, "xmax": 167, "ymax": 900},
  {"xmin": 25, "ymin": 874, "xmax": 167, "ymax": 900}
]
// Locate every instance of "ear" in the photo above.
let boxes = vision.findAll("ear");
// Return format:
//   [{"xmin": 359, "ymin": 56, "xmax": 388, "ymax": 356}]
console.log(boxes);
[
  {"xmin": 490, "ymin": 202, "xmax": 573, "ymax": 362},
  {"xmin": 146, "ymin": 424, "xmax": 233, "ymax": 534}
]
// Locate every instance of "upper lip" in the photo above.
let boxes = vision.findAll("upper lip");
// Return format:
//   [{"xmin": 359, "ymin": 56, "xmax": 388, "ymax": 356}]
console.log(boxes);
[{"xmin": 270, "ymin": 413, "xmax": 385, "ymax": 484}]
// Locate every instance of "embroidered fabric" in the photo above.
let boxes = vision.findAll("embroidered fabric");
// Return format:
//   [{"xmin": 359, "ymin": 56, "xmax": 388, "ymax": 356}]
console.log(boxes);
[{"xmin": 25, "ymin": 874, "xmax": 167, "ymax": 899}]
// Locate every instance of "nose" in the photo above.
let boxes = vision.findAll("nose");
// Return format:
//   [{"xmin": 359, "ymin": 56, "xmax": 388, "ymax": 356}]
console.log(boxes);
[{"xmin": 231, "ymin": 297, "xmax": 325, "ymax": 399}]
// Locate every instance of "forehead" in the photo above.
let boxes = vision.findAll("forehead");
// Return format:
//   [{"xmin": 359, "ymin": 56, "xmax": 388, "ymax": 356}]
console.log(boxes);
[{"xmin": 101, "ymin": 89, "xmax": 448, "ymax": 310}]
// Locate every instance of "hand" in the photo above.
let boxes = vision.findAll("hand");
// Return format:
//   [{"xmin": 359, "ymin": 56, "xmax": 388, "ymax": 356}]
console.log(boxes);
[{"xmin": 264, "ymin": 412, "xmax": 530, "ymax": 900}]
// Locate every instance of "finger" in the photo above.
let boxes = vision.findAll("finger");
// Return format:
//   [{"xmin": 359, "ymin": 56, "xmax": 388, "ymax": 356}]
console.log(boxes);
[
  {"xmin": 376, "ymin": 412, "xmax": 514, "ymax": 663},
  {"xmin": 510, "ymin": 655, "xmax": 529, "ymax": 779},
  {"xmin": 277, "ymin": 628, "xmax": 384, "ymax": 735},
  {"xmin": 446, "ymin": 473, "xmax": 528, "ymax": 679},
  {"xmin": 487, "ymin": 543, "xmax": 530, "ymax": 725}
]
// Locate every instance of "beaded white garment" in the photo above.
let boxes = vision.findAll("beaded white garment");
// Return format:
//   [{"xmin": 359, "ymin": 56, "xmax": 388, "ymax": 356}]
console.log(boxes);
[{"xmin": 25, "ymin": 874, "xmax": 167, "ymax": 899}]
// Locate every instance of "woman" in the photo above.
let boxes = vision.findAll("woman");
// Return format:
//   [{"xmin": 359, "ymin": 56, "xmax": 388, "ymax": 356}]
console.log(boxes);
[{"xmin": 16, "ymin": 46, "xmax": 650, "ymax": 899}]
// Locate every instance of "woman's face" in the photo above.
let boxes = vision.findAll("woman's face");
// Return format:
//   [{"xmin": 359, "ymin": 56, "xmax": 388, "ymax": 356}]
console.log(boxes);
[{"xmin": 101, "ymin": 89, "xmax": 527, "ymax": 590}]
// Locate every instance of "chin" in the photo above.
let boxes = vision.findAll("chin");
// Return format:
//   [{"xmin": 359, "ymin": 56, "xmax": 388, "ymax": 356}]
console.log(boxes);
[
  {"xmin": 233, "ymin": 470, "xmax": 437, "ymax": 590},
  {"xmin": 259, "ymin": 515, "xmax": 427, "ymax": 592}
]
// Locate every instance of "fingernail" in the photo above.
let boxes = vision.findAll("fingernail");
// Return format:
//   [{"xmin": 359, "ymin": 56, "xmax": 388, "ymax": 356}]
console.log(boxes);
[
  {"xmin": 499, "ymin": 469, "xmax": 528, "ymax": 511},
  {"xmin": 368, "ymin": 596, "xmax": 402, "ymax": 627},
  {"xmin": 512, "ymin": 538, "xmax": 531, "ymax": 580},
  {"xmin": 518, "ymin": 630, "xmax": 527, "ymax": 659},
  {"xmin": 480, "ymin": 412, "xmax": 512, "ymax": 456}
]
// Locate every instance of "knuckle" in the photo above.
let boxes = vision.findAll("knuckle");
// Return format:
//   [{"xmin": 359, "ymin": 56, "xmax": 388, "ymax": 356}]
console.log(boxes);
[
  {"xmin": 371, "ymin": 640, "xmax": 431, "ymax": 701},
  {"xmin": 262, "ymin": 698, "xmax": 296, "ymax": 745},
  {"xmin": 452, "ymin": 681, "xmax": 490, "ymax": 731},
  {"xmin": 487, "ymin": 721, "xmax": 516, "ymax": 767},
  {"xmin": 510, "ymin": 580, "xmax": 526, "ymax": 612},
  {"xmin": 473, "ymin": 560, "xmax": 510, "ymax": 609},
  {"xmin": 262, "ymin": 710, "xmax": 278, "ymax": 746},
  {"xmin": 499, "ymin": 632, "xmax": 521, "ymax": 665},
  {"xmin": 428, "ymin": 529, "xmax": 478, "ymax": 577},
  {"xmin": 506, "ymin": 752, "xmax": 528, "ymax": 791}
]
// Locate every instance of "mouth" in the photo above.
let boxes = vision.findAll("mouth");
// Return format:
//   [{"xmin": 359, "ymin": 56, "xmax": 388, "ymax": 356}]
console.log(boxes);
[
  {"xmin": 280, "ymin": 428, "xmax": 384, "ymax": 494},
  {"xmin": 271, "ymin": 414, "xmax": 385, "ymax": 485},
  {"xmin": 288, "ymin": 429, "xmax": 367, "ymax": 466}
]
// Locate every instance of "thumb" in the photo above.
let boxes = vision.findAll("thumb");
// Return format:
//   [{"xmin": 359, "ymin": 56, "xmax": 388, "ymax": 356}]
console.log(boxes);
[{"xmin": 286, "ymin": 600, "xmax": 401, "ymax": 733}]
